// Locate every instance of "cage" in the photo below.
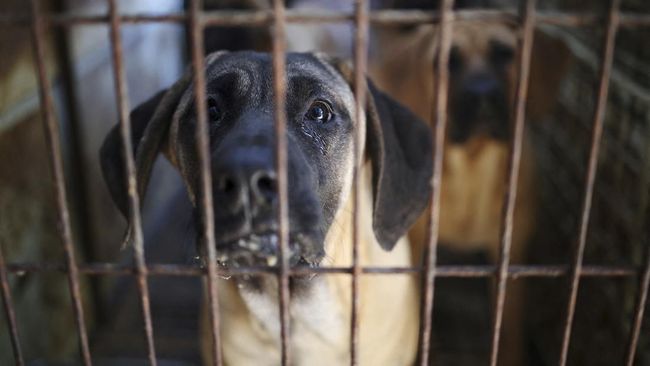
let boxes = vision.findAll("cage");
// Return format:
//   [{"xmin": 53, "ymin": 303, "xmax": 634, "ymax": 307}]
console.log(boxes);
[{"xmin": 0, "ymin": 0, "xmax": 648, "ymax": 365}]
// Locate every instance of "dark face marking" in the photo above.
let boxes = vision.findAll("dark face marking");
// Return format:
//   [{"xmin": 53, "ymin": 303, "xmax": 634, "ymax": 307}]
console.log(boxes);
[
  {"xmin": 174, "ymin": 52, "xmax": 354, "ymax": 290},
  {"xmin": 447, "ymin": 38, "xmax": 515, "ymax": 144}
]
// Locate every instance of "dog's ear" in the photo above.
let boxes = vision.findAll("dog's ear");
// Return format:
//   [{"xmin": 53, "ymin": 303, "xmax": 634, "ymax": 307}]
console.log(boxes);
[
  {"xmin": 365, "ymin": 81, "xmax": 433, "ymax": 251},
  {"xmin": 527, "ymin": 30, "xmax": 572, "ymax": 120},
  {"xmin": 320, "ymin": 55, "xmax": 433, "ymax": 251},
  {"xmin": 99, "ymin": 71, "xmax": 193, "ymax": 226},
  {"xmin": 100, "ymin": 89, "xmax": 167, "ymax": 218}
]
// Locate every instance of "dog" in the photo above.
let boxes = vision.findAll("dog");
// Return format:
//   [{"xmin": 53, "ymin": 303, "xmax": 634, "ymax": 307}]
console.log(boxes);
[
  {"xmin": 100, "ymin": 51, "xmax": 433, "ymax": 365},
  {"xmin": 370, "ymin": 18, "xmax": 571, "ymax": 365}
]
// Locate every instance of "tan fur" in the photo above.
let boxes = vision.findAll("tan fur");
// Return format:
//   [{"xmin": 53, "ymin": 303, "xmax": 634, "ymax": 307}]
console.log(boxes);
[
  {"xmin": 202, "ymin": 153, "xmax": 419, "ymax": 365},
  {"xmin": 370, "ymin": 20, "xmax": 569, "ymax": 365}
]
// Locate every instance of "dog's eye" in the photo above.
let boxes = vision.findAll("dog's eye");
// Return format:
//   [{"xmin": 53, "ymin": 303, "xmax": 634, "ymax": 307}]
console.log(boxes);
[
  {"xmin": 490, "ymin": 41, "xmax": 514, "ymax": 66},
  {"xmin": 207, "ymin": 96, "xmax": 221, "ymax": 122},
  {"xmin": 306, "ymin": 101, "xmax": 333, "ymax": 123}
]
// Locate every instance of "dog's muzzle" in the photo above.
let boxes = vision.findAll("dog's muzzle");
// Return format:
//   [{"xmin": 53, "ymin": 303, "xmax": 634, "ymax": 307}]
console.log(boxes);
[{"xmin": 205, "ymin": 137, "xmax": 324, "ymax": 272}]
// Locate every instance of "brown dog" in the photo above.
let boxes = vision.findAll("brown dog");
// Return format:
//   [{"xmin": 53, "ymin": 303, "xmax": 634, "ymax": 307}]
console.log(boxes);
[
  {"xmin": 100, "ymin": 51, "xmax": 434, "ymax": 365},
  {"xmin": 370, "ymin": 19, "xmax": 571, "ymax": 365}
]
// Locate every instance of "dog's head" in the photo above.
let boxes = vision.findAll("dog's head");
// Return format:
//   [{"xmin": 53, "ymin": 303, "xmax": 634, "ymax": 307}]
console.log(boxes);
[
  {"xmin": 100, "ymin": 51, "xmax": 432, "ymax": 285},
  {"xmin": 446, "ymin": 21, "xmax": 517, "ymax": 144},
  {"xmin": 372, "ymin": 19, "xmax": 571, "ymax": 148}
]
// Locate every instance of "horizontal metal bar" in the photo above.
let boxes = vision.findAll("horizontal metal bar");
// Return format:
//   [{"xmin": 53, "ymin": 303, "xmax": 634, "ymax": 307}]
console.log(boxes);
[
  {"xmin": 4, "ymin": 262, "xmax": 641, "ymax": 278},
  {"xmin": 1, "ymin": 10, "xmax": 649, "ymax": 28}
]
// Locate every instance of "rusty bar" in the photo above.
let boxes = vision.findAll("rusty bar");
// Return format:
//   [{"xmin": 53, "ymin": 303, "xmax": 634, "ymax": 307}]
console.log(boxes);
[
  {"xmin": 271, "ymin": 0, "xmax": 291, "ymax": 364},
  {"xmin": 350, "ymin": 0, "xmax": 369, "ymax": 364},
  {"xmin": 489, "ymin": 1, "xmax": 536, "ymax": 365},
  {"xmin": 624, "ymin": 240, "xmax": 650, "ymax": 366},
  {"xmin": 2, "ymin": 10, "xmax": 650, "ymax": 28},
  {"xmin": 558, "ymin": 1, "xmax": 621, "ymax": 365},
  {"xmin": 3, "ymin": 262, "xmax": 641, "ymax": 277},
  {"xmin": 418, "ymin": 0, "xmax": 453, "ymax": 365},
  {"xmin": 29, "ymin": 1, "xmax": 92, "ymax": 364},
  {"xmin": 0, "ymin": 239, "xmax": 24, "ymax": 366},
  {"xmin": 188, "ymin": 0, "xmax": 223, "ymax": 365},
  {"xmin": 107, "ymin": 1, "xmax": 157, "ymax": 364}
]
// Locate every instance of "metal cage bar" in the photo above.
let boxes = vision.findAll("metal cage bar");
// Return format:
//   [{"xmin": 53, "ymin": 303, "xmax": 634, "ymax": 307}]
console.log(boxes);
[
  {"xmin": 0, "ymin": 239, "xmax": 24, "ymax": 366},
  {"xmin": 271, "ymin": 0, "xmax": 291, "ymax": 364},
  {"xmin": 28, "ymin": 1, "xmax": 93, "ymax": 365},
  {"xmin": 624, "ymin": 242, "xmax": 650, "ymax": 366},
  {"xmin": 188, "ymin": 0, "xmax": 224, "ymax": 365},
  {"xmin": 3, "ymin": 262, "xmax": 641, "ymax": 277},
  {"xmin": 417, "ymin": 0, "xmax": 453, "ymax": 365},
  {"xmin": 107, "ymin": 1, "xmax": 157, "ymax": 364},
  {"xmin": 558, "ymin": 0, "xmax": 622, "ymax": 365},
  {"xmin": 350, "ymin": 0, "xmax": 369, "ymax": 364},
  {"xmin": 2, "ymin": 10, "xmax": 650, "ymax": 28},
  {"xmin": 489, "ymin": 0, "xmax": 536, "ymax": 365}
]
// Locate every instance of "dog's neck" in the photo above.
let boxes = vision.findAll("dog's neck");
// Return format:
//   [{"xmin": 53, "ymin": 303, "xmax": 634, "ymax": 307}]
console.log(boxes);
[{"xmin": 235, "ymin": 160, "xmax": 375, "ymax": 338}]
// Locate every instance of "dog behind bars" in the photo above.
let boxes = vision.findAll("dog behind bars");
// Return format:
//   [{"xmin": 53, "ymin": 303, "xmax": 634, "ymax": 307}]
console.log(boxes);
[
  {"xmin": 100, "ymin": 51, "xmax": 432, "ymax": 365},
  {"xmin": 371, "ymin": 10, "xmax": 571, "ymax": 365}
]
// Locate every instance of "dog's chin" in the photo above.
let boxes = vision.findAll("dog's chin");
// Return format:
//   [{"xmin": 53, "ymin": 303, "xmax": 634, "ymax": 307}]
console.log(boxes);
[{"xmin": 206, "ymin": 231, "xmax": 324, "ymax": 293}]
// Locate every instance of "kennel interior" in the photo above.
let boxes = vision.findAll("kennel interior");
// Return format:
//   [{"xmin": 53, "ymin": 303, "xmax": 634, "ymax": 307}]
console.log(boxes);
[{"xmin": 0, "ymin": 0, "xmax": 649, "ymax": 365}]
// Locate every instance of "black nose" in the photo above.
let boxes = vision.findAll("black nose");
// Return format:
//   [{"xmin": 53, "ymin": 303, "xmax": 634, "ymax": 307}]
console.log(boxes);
[
  {"xmin": 463, "ymin": 73, "xmax": 499, "ymax": 97},
  {"xmin": 213, "ymin": 163, "xmax": 277, "ymax": 214}
]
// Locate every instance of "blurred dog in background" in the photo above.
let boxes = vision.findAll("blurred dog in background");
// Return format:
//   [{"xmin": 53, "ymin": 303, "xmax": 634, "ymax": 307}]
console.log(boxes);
[{"xmin": 370, "ymin": 3, "xmax": 571, "ymax": 364}]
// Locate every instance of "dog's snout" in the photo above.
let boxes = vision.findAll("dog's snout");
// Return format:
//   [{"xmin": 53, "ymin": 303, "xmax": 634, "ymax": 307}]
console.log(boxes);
[
  {"xmin": 213, "ymin": 164, "xmax": 277, "ymax": 213},
  {"xmin": 250, "ymin": 170, "xmax": 277, "ymax": 206},
  {"xmin": 463, "ymin": 73, "xmax": 499, "ymax": 97}
]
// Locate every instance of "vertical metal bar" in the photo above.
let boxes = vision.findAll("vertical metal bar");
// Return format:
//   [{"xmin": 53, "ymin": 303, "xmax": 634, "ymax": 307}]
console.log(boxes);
[
  {"xmin": 271, "ymin": 0, "xmax": 291, "ymax": 364},
  {"xmin": 0, "ymin": 239, "xmax": 24, "ymax": 366},
  {"xmin": 489, "ymin": 0, "xmax": 536, "ymax": 365},
  {"xmin": 417, "ymin": 0, "xmax": 454, "ymax": 364},
  {"xmin": 188, "ymin": 0, "xmax": 223, "ymax": 365},
  {"xmin": 53, "ymin": 0, "xmax": 104, "ymax": 325},
  {"xmin": 29, "ymin": 0, "xmax": 92, "ymax": 364},
  {"xmin": 107, "ymin": 2, "xmax": 157, "ymax": 365},
  {"xmin": 558, "ymin": 1, "xmax": 621, "ymax": 365},
  {"xmin": 351, "ymin": 0, "xmax": 368, "ymax": 365},
  {"xmin": 624, "ymin": 241, "xmax": 650, "ymax": 366}
]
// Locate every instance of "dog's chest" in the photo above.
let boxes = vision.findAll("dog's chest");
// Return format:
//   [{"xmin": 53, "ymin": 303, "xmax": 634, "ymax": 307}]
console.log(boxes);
[{"xmin": 218, "ymin": 278, "xmax": 349, "ymax": 366}]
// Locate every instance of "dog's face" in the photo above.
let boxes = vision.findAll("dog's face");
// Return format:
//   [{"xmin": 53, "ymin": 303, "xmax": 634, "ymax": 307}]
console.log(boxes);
[
  {"xmin": 446, "ymin": 21, "xmax": 517, "ymax": 144},
  {"xmin": 371, "ymin": 20, "xmax": 570, "ymax": 149},
  {"xmin": 173, "ymin": 53, "xmax": 359, "ymax": 271},
  {"xmin": 100, "ymin": 51, "xmax": 432, "ymax": 290}
]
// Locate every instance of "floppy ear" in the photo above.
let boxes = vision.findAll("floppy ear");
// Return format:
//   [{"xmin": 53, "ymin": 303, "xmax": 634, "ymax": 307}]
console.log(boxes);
[
  {"xmin": 527, "ymin": 30, "xmax": 572, "ymax": 120},
  {"xmin": 319, "ymin": 54, "xmax": 433, "ymax": 251},
  {"xmin": 99, "ymin": 71, "xmax": 192, "ymax": 233},
  {"xmin": 365, "ymin": 81, "xmax": 433, "ymax": 250}
]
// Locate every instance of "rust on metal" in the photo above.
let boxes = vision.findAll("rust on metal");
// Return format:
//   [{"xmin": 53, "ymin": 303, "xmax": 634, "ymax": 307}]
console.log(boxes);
[
  {"xmin": 350, "ymin": 0, "xmax": 369, "ymax": 364},
  {"xmin": 29, "ymin": 0, "xmax": 92, "ymax": 364},
  {"xmin": 4, "ymin": 262, "xmax": 642, "ymax": 278},
  {"xmin": 558, "ymin": 1, "xmax": 622, "ymax": 365},
  {"xmin": 271, "ymin": 0, "xmax": 291, "ymax": 364},
  {"xmin": 188, "ymin": 0, "xmax": 224, "ymax": 364},
  {"xmin": 489, "ymin": 1, "xmax": 536, "ymax": 365},
  {"xmin": 2, "ymin": 10, "xmax": 650, "ymax": 28},
  {"xmin": 107, "ymin": 1, "xmax": 157, "ymax": 364},
  {"xmin": 418, "ymin": 0, "xmax": 454, "ymax": 365}
]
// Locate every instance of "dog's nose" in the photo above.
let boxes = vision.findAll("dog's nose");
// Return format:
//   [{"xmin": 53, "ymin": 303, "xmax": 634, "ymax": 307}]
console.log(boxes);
[
  {"xmin": 463, "ymin": 73, "xmax": 499, "ymax": 97},
  {"xmin": 213, "ymin": 164, "xmax": 277, "ymax": 213}
]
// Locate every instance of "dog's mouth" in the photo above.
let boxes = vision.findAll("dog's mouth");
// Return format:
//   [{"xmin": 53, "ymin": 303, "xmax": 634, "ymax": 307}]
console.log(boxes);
[{"xmin": 211, "ymin": 231, "xmax": 323, "ymax": 270}]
